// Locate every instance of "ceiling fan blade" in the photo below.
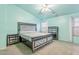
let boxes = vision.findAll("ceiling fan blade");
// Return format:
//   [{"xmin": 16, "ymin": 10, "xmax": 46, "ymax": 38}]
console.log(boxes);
[
  {"xmin": 49, "ymin": 8, "xmax": 58, "ymax": 16},
  {"xmin": 38, "ymin": 8, "xmax": 43, "ymax": 15}
]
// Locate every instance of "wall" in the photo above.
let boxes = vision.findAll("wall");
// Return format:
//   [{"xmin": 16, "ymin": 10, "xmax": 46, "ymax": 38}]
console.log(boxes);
[
  {"xmin": 46, "ymin": 12, "xmax": 79, "ymax": 44},
  {"xmin": 45, "ymin": 16, "xmax": 71, "ymax": 42},
  {"xmin": 0, "ymin": 5, "xmax": 40, "ymax": 49},
  {"xmin": 6, "ymin": 5, "xmax": 40, "ymax": 34},
  {"xmin": 0, "ymin": 5, "xmax": 7, "ymax": 48}
]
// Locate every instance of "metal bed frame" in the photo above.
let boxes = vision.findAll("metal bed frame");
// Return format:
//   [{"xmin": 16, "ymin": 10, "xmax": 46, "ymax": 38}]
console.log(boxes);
[{"xmin": 18, "ymin": 22, "xmax": 53, "ymax": 52}]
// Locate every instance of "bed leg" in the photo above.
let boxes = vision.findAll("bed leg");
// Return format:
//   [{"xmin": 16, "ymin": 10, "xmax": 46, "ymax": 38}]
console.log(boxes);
[
  {"xmin": 19, "ymin": 36, "xmax": 22, "ymax": 42},
  {"xmin": 32, "ymin": 40, "xmax": 35, "ymax": 53},
  {"xmin": 32, "ymin": 49, "xmax": 35, "ymax": 53}
]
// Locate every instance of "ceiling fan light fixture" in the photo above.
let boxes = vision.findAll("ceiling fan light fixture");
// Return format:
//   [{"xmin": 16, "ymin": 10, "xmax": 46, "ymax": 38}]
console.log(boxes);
[{"xmin": 41, "ymin": 4, "xmax": 49, "ymax": 12}]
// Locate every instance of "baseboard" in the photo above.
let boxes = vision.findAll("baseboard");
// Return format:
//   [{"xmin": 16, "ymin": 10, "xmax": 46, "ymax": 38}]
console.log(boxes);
[
  {"xmin": 0, "ymin": 47, "xmax": 6, "ymax": 50},
  {"xmin": 56, "ymin": 40, "xmax": 73, "ymax": 44}
]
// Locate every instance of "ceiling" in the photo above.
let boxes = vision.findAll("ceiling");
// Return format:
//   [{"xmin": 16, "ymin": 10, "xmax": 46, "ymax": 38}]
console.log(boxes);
[{"xmin": 15, "ymin": 4, "xmax": 79, "ymax": 19}]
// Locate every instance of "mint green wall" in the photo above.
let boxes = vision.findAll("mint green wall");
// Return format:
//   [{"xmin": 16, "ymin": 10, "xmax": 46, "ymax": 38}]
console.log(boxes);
[
  {"xmin": 6, "ymin": 5, "xmax": 40, "ymax": 34},
  {"xmin": 73, "ymin": 37, "xmax": 79, "ymax": 44},
  {"xmin": 46, "ymin": 16, "xmax": 71, "ymax": 42},
  {"xmin": 0, "ymin": 5, "xmax": 40, "ymax": 49},
  {"xmin": 0, "ymin": 5, "xmax": 7, "ymax": 48},
  {"xmin": 47, "ymin": 12, "xmax": 79, "ymax": 44}
]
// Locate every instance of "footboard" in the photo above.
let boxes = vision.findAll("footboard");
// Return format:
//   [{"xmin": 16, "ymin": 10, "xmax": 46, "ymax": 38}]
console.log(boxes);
[
  {"xmin": 32, "ymin": 34, "xmax": 53, "ymax": 52},
  {"xmin": 20, "ymin": 34, "xmax": 53, "ymax": 52}
]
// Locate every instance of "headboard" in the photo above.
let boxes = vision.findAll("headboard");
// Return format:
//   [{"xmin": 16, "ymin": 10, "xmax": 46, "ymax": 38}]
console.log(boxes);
[{"xmin": 17, "ymin": 22, "xmax": 37, "ymax": 34}]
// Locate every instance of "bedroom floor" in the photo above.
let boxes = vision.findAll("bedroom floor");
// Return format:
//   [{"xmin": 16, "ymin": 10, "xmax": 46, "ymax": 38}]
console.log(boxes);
[{"xmin": 0, "ymin": 40, "xmax": 79, "ymax": 55}]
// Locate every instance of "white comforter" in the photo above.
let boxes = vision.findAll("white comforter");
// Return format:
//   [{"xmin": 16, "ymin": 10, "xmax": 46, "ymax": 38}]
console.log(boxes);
[
  {"xmin": 19, "ymin": 31, "xmax": 51, "ymax": 42},
  {"xmin": 20, "ymin": 31, "xmax": 51, "ymax": 37}
]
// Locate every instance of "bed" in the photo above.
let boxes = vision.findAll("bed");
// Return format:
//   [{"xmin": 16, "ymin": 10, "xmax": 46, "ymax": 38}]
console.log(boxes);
[{"xmin": 18, "ymin": 22, "xmax": 53, "ymax": 52}]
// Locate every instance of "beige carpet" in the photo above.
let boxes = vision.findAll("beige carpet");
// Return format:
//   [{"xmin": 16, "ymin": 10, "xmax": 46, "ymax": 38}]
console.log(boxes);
[{"xmin": 0, "ymin": 40, "xmax": 79, "ymax": 55}]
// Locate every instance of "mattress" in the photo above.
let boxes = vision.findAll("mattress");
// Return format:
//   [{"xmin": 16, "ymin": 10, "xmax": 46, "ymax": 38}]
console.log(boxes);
[{"xmin": 19, "ymin": 31, "xmax": 51, "ymax": 42}]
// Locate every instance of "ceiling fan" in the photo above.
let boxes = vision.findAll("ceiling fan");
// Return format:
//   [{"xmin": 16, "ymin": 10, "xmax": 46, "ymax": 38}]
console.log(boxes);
[{"xmin": 39, "ymin": 4, "xmax": 58, "ymax": 16}]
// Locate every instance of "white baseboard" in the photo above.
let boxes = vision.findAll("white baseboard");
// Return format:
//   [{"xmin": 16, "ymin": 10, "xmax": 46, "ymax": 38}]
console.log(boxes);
[
  {"xmin": 0, "ymin": 47, "xmax": 6, "ymax": 50},
  {"xmin": 58, "ymin": 40, "xmax": 73, "ymax": 44}
]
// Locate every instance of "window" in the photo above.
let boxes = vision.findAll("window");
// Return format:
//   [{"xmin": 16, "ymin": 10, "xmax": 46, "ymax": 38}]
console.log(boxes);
[{"xmin": 72, "ymin": 17, "xmax": 79, "ymax": 36}]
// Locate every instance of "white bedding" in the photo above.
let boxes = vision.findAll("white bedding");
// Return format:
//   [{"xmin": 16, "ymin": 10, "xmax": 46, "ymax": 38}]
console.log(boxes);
[{"xmin": 19, "ymin": 31, "xmax": 51, "ymax": 42}]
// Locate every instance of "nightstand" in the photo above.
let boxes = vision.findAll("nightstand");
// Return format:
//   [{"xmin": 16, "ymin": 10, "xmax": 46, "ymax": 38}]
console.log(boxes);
[{"xmin": 7, "ymin": 34, "xmax": 19, "ymax": 46}]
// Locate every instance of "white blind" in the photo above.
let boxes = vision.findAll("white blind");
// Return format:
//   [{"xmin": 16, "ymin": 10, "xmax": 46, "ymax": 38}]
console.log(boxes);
[
  {"xmin": 41, "ymin": 21, "xmax": 48, "ymax": 33},
  {"xmin": 72, "ymin": 17, "xmax": 79, "ymax": 36}
]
